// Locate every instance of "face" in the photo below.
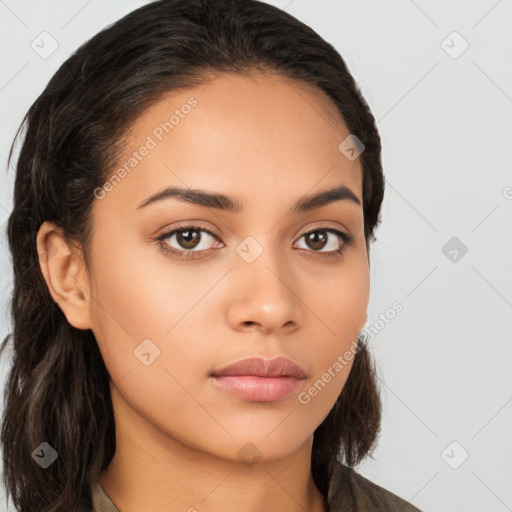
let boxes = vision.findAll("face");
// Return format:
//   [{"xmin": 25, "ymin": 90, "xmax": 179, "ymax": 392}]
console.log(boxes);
[{"xmin": 85, "ymin": 72, "xmax": 369, "ymax": 462}]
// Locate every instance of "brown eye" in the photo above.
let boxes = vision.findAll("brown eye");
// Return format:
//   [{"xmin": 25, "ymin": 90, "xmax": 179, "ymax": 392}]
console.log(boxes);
[
  {"xmin": 156, "ymin": 225, "xmax": 221, "ymax": 259},
  {"xmin": 155, "ymin": 225, "xmax": 354, "ymax": 261},
  {"xmin": 294, "ymin": 228, "xmax": 354, "ymax": 257},
  {"xmin": 175, "ymin": 229, "xmax": 202, "ymax": 250},
  {"xmin": 304, "ymin": 231, "xmax": 328, "ymax": 251}
]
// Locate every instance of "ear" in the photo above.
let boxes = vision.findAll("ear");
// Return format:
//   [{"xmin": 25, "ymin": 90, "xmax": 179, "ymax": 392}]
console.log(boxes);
[{"xmin": 36, "ymin": 221, "xmax": 92, "ymax": 330}]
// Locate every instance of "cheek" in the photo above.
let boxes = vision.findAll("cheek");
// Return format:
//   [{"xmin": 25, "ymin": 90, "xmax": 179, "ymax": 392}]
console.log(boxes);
[
  {"xmin": 87, "ymin": 249, "xmax": 212, "ymax": 447},
  {"xmin": 297, "ymin": 358, "xmax": 355, "ymax": 431},
  {"xmin": 309, "ymin": 253, "xmax": 369, "ymax": 344},
  {"xmin": 299, "ymin": 256, "xmax": 369, "ymax": 407},
  {"xmin": 87, "ymin": 235, "xmax": 161, "ymax": 379},
  {"xmin": 87, "ymin": 236, "xmax": 215, "ymax": 385}
]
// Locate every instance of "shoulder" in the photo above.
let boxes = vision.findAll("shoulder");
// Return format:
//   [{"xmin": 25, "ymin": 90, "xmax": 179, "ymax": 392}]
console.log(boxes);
[
  {"xmin": 327, "ymin": 462, "xmax": 423, "ymax": 512},
  {"xmin": 92, "ymin": 482, "xmax": 120, "ymax": 512}
]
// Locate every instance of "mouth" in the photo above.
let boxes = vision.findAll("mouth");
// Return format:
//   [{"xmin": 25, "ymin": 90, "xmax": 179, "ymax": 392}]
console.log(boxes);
[{"xmin": 210, "ymin": 356, "xmax": 307, "ymax": 402}]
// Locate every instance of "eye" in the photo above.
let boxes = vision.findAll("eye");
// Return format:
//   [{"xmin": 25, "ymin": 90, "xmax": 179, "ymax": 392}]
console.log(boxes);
[
  {"xmin": 294, "ymin": 228, "xmax": 354, "ymax": 258},
  {"xmin": 155, "ymin": 224, "xmax": 221, "ymax": 259},
  {"xmin": 154, "ymin": 224, "xmax": 354, "ymax": 260}
]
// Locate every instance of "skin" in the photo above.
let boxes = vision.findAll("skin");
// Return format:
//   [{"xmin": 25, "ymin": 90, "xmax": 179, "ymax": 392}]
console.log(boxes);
[{"xmin": 37, "ymin": 72, "xmax": 369, "ymax": 512}]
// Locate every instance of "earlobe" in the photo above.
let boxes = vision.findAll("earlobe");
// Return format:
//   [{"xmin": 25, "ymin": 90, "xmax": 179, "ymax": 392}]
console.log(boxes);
[{"xmin": 36, "ymin": 221, "xmax": 93, "ymax": 330}]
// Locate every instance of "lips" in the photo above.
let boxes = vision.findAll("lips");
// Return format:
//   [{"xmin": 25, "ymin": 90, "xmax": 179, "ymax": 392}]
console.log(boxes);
[
  {"xmin": 210, "ymin": 356, "xmax": 307, "ymax": 402},
  {"xmin": 211, "ymin": 356, "xmax": 307, "ymax": 379}
]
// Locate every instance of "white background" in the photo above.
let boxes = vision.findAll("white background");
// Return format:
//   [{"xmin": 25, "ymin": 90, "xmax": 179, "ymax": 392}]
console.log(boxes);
[{"xmin": 1, "ymin": 1, "xmax": 511, "ymax": 511}]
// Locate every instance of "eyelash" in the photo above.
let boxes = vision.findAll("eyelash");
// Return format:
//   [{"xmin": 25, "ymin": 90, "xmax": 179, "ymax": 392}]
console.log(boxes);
[{"xmin": 154, "ymin": 223, "xmax": 354, "ymax": 260}]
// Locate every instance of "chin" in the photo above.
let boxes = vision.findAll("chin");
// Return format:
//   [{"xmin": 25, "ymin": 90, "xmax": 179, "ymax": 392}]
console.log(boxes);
[{"xmin": 213, "ymin": 430, "xmax": 313, "ymax": 466}]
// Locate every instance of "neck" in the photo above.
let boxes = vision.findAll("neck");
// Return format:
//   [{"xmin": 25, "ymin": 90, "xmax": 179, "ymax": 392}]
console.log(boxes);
[{"xmin": 98, "ymin": 388, "xmax": 326, "ymax": 512}]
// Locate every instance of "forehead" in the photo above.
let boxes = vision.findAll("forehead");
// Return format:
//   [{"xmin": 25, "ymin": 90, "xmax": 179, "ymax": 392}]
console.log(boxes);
[{"xmin": 96, "ymin": 72, "xmax": 363, "ymax": 215}]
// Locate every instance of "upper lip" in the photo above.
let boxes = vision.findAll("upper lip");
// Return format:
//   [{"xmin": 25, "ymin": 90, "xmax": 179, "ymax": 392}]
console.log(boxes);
[{"xmin": 211, "ymin": 356, "xmax": 307, "ymax": 379}]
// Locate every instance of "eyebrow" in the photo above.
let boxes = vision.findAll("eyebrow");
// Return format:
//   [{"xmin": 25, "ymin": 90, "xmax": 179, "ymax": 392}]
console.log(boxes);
[{"xmin": 136, "ymin": 184, "xmax": 361, "ymax": 213}]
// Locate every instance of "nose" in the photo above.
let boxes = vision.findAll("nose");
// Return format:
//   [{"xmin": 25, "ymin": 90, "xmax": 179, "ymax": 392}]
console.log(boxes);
[{"xmin": 226, "ymin": 244, "xmax": 303, "ymax": 335}]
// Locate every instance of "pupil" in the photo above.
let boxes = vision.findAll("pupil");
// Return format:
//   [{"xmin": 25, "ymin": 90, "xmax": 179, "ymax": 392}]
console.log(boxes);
[
  {"xmin": 308, "ymin": 231, "xmax": 326, "ymax": 250},
  {"xmin": 178, "ymin": 230, "xmax": 200, "ymax": 248}
]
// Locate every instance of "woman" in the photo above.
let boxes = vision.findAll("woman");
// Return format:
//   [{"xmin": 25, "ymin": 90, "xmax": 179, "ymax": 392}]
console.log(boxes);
[{"xmin": 1, "ymin": 0, "xmax": 422, "ymax": 510}]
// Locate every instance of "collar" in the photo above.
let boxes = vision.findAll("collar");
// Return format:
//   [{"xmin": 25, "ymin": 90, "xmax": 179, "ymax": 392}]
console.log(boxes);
[{"xmin": 92, "ymin": 462, "xmax": 421, "ymax": 512}]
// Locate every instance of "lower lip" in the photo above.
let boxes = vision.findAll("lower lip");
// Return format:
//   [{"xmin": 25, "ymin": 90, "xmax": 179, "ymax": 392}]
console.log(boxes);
[{"xmin": 211, "ymin": 375, "xmax": 305, "ymax": 402}]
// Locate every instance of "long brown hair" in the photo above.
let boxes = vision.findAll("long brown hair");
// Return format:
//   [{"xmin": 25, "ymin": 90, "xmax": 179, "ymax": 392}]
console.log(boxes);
[{"xmin": 1, "ymin": 1, "xmax": 384, "ymax": 510}]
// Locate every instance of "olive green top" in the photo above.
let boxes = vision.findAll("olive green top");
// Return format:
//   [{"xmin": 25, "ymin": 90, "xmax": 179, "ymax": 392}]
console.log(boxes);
[{"xmin": 92, "ymin": 462, "xmax": 423, "ymax": 511}]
